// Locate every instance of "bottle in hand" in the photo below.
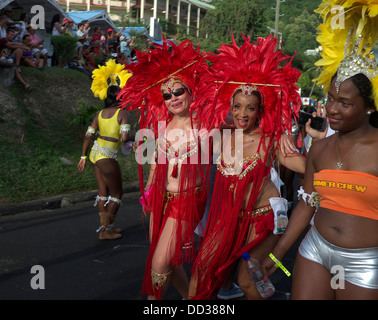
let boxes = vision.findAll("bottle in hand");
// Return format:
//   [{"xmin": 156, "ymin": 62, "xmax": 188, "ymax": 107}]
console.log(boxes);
[{"xmin": 242, "ymin": 252, "xmax": 275, "ymax": 298}]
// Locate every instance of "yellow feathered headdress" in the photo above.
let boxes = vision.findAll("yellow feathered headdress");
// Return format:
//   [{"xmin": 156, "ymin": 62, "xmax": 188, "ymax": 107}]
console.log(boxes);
[
  {"xmin": 314, "ymin": 0, "xmax": 378, "ymax": 110},
  {"xmin": 91, "ymin": 59, "xmax": 132, "ymax": 100}
]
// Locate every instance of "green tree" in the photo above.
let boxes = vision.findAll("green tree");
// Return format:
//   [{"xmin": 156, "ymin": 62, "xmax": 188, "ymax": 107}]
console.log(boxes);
[
  {"xmin": 282, "ymin": 10, "xmax": 320, "ymax": 54},
  {"xmin": 200, "ymin": 0, "xmax": 268, "ymax": 51}
]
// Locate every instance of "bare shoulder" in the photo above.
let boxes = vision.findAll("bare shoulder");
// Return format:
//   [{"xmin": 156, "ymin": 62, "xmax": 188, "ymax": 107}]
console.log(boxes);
[
  {"xmin": 306, "ymin": 134, "xmax": 336, "ymax": 168},
  {"xmin": 118, "ymin": 108, "xmax": 130, "ymax": 121}
]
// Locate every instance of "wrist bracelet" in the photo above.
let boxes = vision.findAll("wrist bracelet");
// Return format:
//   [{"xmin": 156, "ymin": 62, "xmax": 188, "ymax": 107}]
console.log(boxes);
[
  {"xmin": 269, "ymin": 253, "xmax": 291, "ymax": 277},
  {"xmin": 81, "ymin": 156, "xmax": 87, "ymax": 160}
]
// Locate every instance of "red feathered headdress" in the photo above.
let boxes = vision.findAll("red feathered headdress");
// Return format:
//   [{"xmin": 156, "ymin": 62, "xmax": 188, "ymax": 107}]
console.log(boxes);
[
  {"xmin": 118, "ymin": 37, "xmax": 209, "ymax": 133},
  {"xmin": 192, "ymin": 34, "xmax": 301, "ymax": 137}
]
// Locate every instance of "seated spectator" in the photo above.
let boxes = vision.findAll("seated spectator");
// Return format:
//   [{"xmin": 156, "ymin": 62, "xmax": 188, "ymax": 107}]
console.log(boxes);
[
  {"xmin": 91, "ymin": 27, "xmax": 101, "ymax": 44},
  {"xmin": 91, "ymin": 39, "xmax": 101, "ymax": 55},
  {"xmin": 83, "ymin": 45, "xmax": 96, "ymax": 69},
  {"xmin": 3, "ymin": 9, "xmax": 20, "ymax": 28},
  {"xmin": 90, "ymin": 40, "xmax": 105, "ymax": 66},
  {"xmin": 0, "ymin": 16, "xmax": 7, "ymax": 38},
  {"xmin": 25, "ymin": 24, "xmax": 48, "ymax": 67},
  {"xmin": 117, "ymin": 52, "xmax": 128, "ymax": 65},
  {"xmin": 15, "ymin": 13, "xmax": 28, "ymax": 42},
  {"xmin": 76, "ymin": 35, "xmax": 86, "ymax": 50},
  {"xmin": 69, "ymin": 46, "xmax": 92, "ymax": 77},
  {"xmin": 1, "ymin": 28, "xmax": 31, "ymax": 90},
  {"xmin": 21, "ymin": 34, "xmax": 44, "ymax": 69}
]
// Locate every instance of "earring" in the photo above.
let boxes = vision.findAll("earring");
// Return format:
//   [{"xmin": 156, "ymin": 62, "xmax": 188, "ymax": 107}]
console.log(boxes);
[{"xmin": 367, "ymin": 110, "xmax": 372, "ymax": 115}]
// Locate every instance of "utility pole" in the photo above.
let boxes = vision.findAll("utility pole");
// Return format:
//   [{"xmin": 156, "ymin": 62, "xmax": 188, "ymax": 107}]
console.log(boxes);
[{"xmin": 272, "ymin": 0, "xmax": 284, "ymax": 48}]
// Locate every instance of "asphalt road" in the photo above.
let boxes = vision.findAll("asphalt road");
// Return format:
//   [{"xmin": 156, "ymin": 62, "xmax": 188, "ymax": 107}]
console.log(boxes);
[{"xmin": 0, "ymin": 191, "xmax": 299, "ymax": 301}]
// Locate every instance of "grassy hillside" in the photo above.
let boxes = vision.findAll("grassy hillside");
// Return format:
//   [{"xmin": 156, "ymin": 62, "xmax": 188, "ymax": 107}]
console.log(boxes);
[{"xmin": 0, "ymin": 66, "xmax": 141, "ymax": 205}]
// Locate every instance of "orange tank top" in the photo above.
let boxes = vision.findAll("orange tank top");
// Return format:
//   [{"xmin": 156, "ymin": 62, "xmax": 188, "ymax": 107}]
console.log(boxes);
[{"xmin": 313, "ymin": 169, "xmax": 378, "ymax": 220}]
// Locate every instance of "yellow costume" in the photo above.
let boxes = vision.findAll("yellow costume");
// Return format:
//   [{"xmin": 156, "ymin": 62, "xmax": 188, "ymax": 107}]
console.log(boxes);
[{"xmin": 89, "ymin": 108, "xmax": 122, "ymax": 163}]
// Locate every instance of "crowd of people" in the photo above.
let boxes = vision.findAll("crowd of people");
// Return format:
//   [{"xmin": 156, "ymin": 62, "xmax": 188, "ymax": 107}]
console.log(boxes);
[
  {"xmin": 77, "ymin": 0, "xmax": 377, "ymax": 301},
  {"xmin": 0, "ymin": 8, "xmax": 140, "ymax": 89}
]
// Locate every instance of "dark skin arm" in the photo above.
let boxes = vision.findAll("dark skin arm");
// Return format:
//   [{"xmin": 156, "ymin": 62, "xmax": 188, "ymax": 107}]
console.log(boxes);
[{"xmin": 261, "ymin": 138, "xmax": 321, "ymax": 278}]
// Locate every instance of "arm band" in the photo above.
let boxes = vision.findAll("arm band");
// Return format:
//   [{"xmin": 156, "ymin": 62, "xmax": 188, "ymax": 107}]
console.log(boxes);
[
  {"xmin": 120, "ymin": 124, "xmax": 131, "ymax": 134},
  {"xmin": 85, "ymin": 126, "xmax": 96, "ymax": 137}
]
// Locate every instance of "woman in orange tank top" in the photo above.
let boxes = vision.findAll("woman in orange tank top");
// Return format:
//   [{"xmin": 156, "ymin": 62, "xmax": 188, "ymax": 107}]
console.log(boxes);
[{"xmin": 262, "ymin": 0, "xmax": 378, "ymax": 300}]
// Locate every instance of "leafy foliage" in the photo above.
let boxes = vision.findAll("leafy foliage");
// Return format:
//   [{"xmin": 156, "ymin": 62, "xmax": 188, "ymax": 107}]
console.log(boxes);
[
  {"xmin": 50, "ymin": 35, "xmax": 78, "ymax": 67},
  {"xmin": 199, "ymin": 0, "xmax": 323, "ymax": 97}
]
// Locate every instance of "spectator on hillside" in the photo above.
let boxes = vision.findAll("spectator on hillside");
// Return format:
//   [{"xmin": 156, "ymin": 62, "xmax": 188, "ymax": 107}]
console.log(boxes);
[
  {"xmin": 91, "ymin": 39, "xmax": 101, "ymax": 55},
  {"xmin": 83, "ymin": 44, "xmax": 96, "ymax": 69},
  {"xmin": 25, "ymin": 24, "xmax": 48, "ymax": 67},
  {"xmin": 21, "ymin": 34, "xmax": 44, "ymax": 69},
  {"xmin": 119, "ymin": 35, "xmax": 135, "ymax": 64},
  {"xmin": 100, "ymin": 29, "xmax": 106, "ymax": 44},
  {"xmin": 91, "ymin": 26, "xmax": 101, "ymax": 44},
  {"xmin": 51, "ymin": 14, "xmax": 68, "ymax": 36},
  {"xmin": 107, "ymin": 27, "xmax": 125, "ymax": 54},
  {"xmin": 117, "ymin": 52, "xmax": 128, "ymax": 65},
  {"xmin": 76, "ymin": 22, "xmax": 90, "ymax": 39},
  {"xmin": 15, "ymin": 13, "xmax": 28, "ymax": 42},
  {"xmin": 62, "ymin": 18, "xmax": 74, "ymax": 36},
  {"xmin": 0, "ymin": 16, "xmax": 7, "ymax": 38},
  {"xmin": 1, "ymin": 28, "xmax": 31, "ymax": 90},
  {"xmin": 69, "ymin": 46, "xmax": 92, "ymax": 77},
  {"xmin": 76, "ymin": 35, "xmax": 86, "ymax": 50},
  {"xmin": 81, "ymin": 20, "xmax": 92, "ymax": 45},
  {"xmin": 3, "ymin": 9, "xmax": 20, "ymax": 28}
]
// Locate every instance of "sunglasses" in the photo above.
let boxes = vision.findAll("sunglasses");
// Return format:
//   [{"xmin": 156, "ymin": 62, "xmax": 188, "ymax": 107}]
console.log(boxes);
[{"xmin": 162, "ymin": 88, "xmax": 186, "ymax": 100}]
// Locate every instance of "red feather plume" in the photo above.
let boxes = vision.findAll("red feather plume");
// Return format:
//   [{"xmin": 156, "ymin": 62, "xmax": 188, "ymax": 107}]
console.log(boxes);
[
  {"xmin": 191, "ymin": 34, "xmax": 302, "ymax": 137},
  {"xmin": 118, "ymin": 37, "xmax": 210, "ymax": 134}
]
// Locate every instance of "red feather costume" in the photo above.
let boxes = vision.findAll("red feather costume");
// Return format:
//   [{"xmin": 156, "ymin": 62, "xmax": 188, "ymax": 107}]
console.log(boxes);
[
  {"xmin": 189, "ymin": 34, "xmax": 301, "ymax": 299},
  {"xmin": 118, "ymin": 38, "xmax": 212, "ymax": 299}
]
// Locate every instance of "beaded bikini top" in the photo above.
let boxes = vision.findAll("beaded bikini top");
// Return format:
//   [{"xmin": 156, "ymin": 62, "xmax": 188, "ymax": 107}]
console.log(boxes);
[
  {"xmin": 157, "ymin": 138, "xmax": 199, "ymax": 163},
  {"xmin": 157, "ymin": 136, "xmax": 200, "ymax": 178},
  {"xmin": 217, "ymin": 153, "xmax": 261, "ymax": 179}
]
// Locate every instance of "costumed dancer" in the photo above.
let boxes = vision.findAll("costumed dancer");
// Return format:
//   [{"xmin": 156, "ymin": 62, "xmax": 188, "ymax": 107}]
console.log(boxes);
[
  {"xmin": 77, "ymin": 59, "xmax": 132, "ymax": 240},
  {"xmin": 118, "ymin": 38, "xmax": 211, "ymax": 299},
  {"xmin": 262, "ymin": 0, "xmax": 378, "ymax": 299},
  {"xmin": 188, "ymin": 34, "xmax": 305, "ymax": 300}
]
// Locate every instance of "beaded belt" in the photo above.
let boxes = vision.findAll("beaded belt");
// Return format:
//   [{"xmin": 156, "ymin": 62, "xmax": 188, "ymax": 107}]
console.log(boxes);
[
  {"xmin": 164, "ymin": 186, "xmax": 203, "ymax": 202},
  {"xmin": 239, "ymin": 205, "xmax": 272, "ymax": 219}
]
